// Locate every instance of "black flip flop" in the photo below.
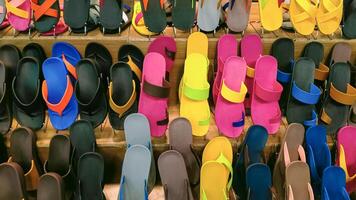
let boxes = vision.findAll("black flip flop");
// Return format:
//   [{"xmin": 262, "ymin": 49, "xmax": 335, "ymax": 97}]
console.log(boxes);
[
  {"xmin": 0, "ymin": 62, "xmax": 12, "ymax": 134},
  {"xmin": 0, "ymin": 44, "xmax": 21, "ymax": 82},
  {"xmin": 0, "ymin": 162, "xmax": 27, "ymax": 199},
  {"xmin": 76, "ymin": 152, "xmax": 105, "ymax": 200},
  {"xmin": 171, "ymin": 0, "xmax": 196, "ymax": 31},
  {"xmin": 22, "ymin": 43, "xmax": 47, "ymax": 68},
  {"xmin": 37, "ymin": 173, "xmax": 65, "ymax": 200},
  {"xmin": 108, "ymin": 62, "xmax": 138, "ymax": 130},
  {"xmin": 12, "ymin": 57, "xmax": 45, "ymax": 130},
  {"xmin": 272, "ymin": 38, "xmax": 295, "ymax": 115},
  {"xmin": 286, "ymin": 58, "xmax": 322, "ymax": 127},
  {"xmin": 32, "ymin": 0, "xmax": 60, "ymax": 32},
  {"xmin": 63, "ymin": 0, "xmax": 98, "ymax": 33},
  {"xmin": 99, "ymin": 0, "xmax": 122, "ymax": 33},
  {"xmin": 140, "ymin": 0, "xmax": 167, "ymax": 33},
  {"xmin": 343, "ymin": 0, "xmax": 356, "ymax": 39},
  {"xmin": 320, "ymin": 63, "xmax": 356, "ymax": 134},
  {"xmin": 75, "ymin": 59, "xmax": 108, "ymax": 128}
]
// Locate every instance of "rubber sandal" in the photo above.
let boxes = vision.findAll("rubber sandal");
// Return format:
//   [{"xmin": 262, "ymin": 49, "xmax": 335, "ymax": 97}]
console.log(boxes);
[
  {"xmin": 240, "ymin": 34, "xmax": 263, "ymax": 110},
  {"xmin": 286, "ymin": 58, "xmax": 322, "ymax": 127},
  {"xmin": 40, "ymin": 18, "xmax": 68, "ymax": 36},
  {"xmin": 132, "ymin": 1, "xmax": 156, "ymax": 36},
  {"xmin": 336, "ymin": 126, "xmax": 356, "ymax": 193},
  {"xmin": 12, "ymin": 57, "xmax": 45, "ymax": 130},
  {"xmin": 42, "ymin": 57, "xmax": 78, "ymax": 130},
  {"xmin": 108, "ymin": 62, "xmax": 138, "ymax": 130},
  {"xmin": 75, "ymin": 59, "xmax": 107, "ymax": 128},
  {"xmin": 212, "ymin": 34, "xmax": 238, "ymax": 104},
  {"xmin": 329, "ymin": 42, "xmax": 352, "ymax": 66},
  {"xmin": 52, "ymin": 42, "xmax": 81, "ymax": 81},
  {"xmin": 186, "ymin": 32, "xmax": 208, "ymax": 57},
  {"xmin": 171, "ymin": 0, "xmax": 196, "ymax": 31},
  {"xmin": 63, "ymin": 0, "xmax": 97, "ymax": 33},
  {"xmin": 197, "ymin": 0, "xmax": 221, "ymax": 32},
  {"xmin": 285, "ymin": 161, "xmax": 314, "ymax": 200},
  {"xmin": 158, "ymin": 150, "xmax": 194, "ymax": 200},
  {"xmin": 342, "ymin": 0, "xmax": 356, "ymax": 39},
  {"xmin": 168, "ymin": 117, "xmax": 200, "ymax": 186},
  {"xmin": 37, "ymin": 173, "xmax": 65, "ymax": 200},
  {"xmin": 320, "ymin": 62, "xmax": 356, "ymax": 133},
  {"xmin": 201, "ymin": 137, "xmax": 233, "ymax": 200},
  {"xmin": 306, "ymin": 125, "xmax": 331, "ymax": 195},
  {"xmin": 85, "ymin": 42, "xmax": 112, "ymax": 85},
  {"xmin": 225, "ymin": 0, "xmax": 252, "ymax": 32},
  {"xmin": 5, "ymin": 0, "xmax": 31, "ymax": 31},
  {"xmin": 0, "ymin": 62, "xmax": 12, "ymax": 134},
  {"xmin": 22, "ymin": 43, "xmax": 47, "ymax": 67},
  {"xmin": 316, "ymin": 0, "xmax": 342, "ymax": 35},
  {"xmin": 215, "ymin": 56, "xmax": 247, "ymax": 138},
  {"xmin": 233, "ymin": 125, "xmax": 268, "ymax": 199},
  {"xmin": 289, "ymin": 0, "xmax": 318, "ymax": 35},
  {"xmin": 251, "ymin": 55, "xmax": 283, "ymax": 134},
  {"xmin": 0, "ymin": 44, "xmax": 21, "ymax": 81},
  {"xmin": 9, "ymin": 127, "xmax": 43, "ymax": 191},
  {"xmin": 0, "ymin": 0, "xmax": 6, "ymax": 24},
  {"xmin": 273, "ymin": 123, "xmax": 306, "ymax": 199},
  {"xmin": 138, "ymin": 52, "xmax": 170, "ymax": 137},
  {"xmin": 99, "ymin": 0, "xmax": 122, "ymax": 33},
  {"xmin": 0, "ymin": 162, "xmax": 27, "ymax": 199},
  {"xmin": 321, "ymin": 166, "xmax": 350, "ymax": 200},
  {"xmin": 119, "ymin": 144, "xmax": 151, "ymax": 200},
  {"xmin": 258, "ymin": 0, "xmax": 283, "ymax": 31},
  {"xmin": 147, "ymin": 36, "xmax": 177, "ymax": 74},
  {"xmin": 272, "ymin": 38, "xmax": 294, "ymax": 114},
  {"xmin": 31, "ymin": 0, "xmax": 60, "ymax": 32},
  {"xmin": 139, "ymin": 0, "xmax": 166, "ymax": 33},
  {"xmin": 246, "ymin": 163, "xmax": 272, "ymax": 200},
  {"xmin": 76, "ymin": 152, "xmax": 105, "ymax": 200}
]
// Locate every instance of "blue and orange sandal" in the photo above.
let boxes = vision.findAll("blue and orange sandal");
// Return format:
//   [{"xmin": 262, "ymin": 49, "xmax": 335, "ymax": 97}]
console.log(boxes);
[{"xmin": 52, "ymin": 42, "xmax": 81, "ymax": 81}]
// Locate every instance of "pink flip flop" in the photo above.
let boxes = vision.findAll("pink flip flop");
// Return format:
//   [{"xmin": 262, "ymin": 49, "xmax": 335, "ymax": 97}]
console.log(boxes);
[
  {"xmin": 215, "ymin": 56, "xmax": 247, "ymax": 138},
  {"xmin": 251, "ymin": 55, "xmax": 283, "ymax": 134},
  {"xmin": 240, "ymin": 34, "xmax": 263, "ymax": 109},
  {"xmin": 6, "ymin": 0, "xmax": 31, "ymax": 31},
  {"xmin": 212, "ymin": 34, "xmax": 238, "ymax": 104},
  {"xmin": 336, "ymin": 126, "xmax": 356, "ymax": 193},
  {"xmin": 147, "ymin": 36, "xmax": 177, "ymax": 73},
  {"xmin": 138, "ymin": 52, "xmax": 170, "ymax": 137}
]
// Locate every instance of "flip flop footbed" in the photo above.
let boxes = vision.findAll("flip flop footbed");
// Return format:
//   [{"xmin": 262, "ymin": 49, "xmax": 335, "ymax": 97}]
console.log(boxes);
[
  {"xmin": 45, "ymin": 135, "xmax": 71, "ymax": 177},
  {"xmin": 139, "ymin": 0, "xmax": 166, "ymax": 33},
  {"xmin": 322, "ymin": 166, "xmax": 350, "ymax": 200},
  {"xmin": 258, "ymin": 0, "xmax": 283, "ymax": 31},
  {"xmin": 197, "ymin": 0, "xmax": 221, "ymax": 32},
  {"xmin": 99, "ymin": 0, "xmax": 122, "ymax": 31},
  {"xmin": 226, "ymin": 0, "xmax": 251, "ymax": 32},
  {"xmin": 285, "ymin": 161, "xmax": 314, "ymax": 200},
  {"xmin": 200, "ymin": 162, "xmax": 230, "ymax": 200},
  {"xmin": 22, "ymin": 43, "xmax": 47, "ymax": 67},
  {"xmin": 0, "ymin": 44, "xmax": 21, "ymax": 81},
  {"xmin": 342, "ymin": 0, "xmax": 356, "ymax": 38},
  {"xmin": 171, "ymin": 0, "xmax": 196, "ymax": 31},
  {"xmin": 32, "ymin": 0, "xmax": 60, "ymax": 32},
  {"xmin": 0, "ymin": 163, "xmax": 27, "ymax": 199},
  {"xmin": 246, "ymin": 163, "xmax": 272, "ymax": 199},
  {"xmin": 132, "ymin": 1, "xmax": 156, "ymax": 36},
  {"xmin": 37, "ymin": 173, "xmax": 65, "ymax": 200}
]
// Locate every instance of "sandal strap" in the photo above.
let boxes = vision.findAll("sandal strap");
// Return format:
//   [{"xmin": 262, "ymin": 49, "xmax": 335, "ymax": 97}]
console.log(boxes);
[
  {"xmin": 254, "ymin": 81, "xmax": 283, "ymax": 102},
  {"xmin": 182, "ymin": 80, "xmax": 209, "ymax": 101},
  {"xmin": 198, "ymin": 113, "xmax": 210, "ymax": 126},
  {"xmin": 246, "ymin": 65, "xmax": 255, "ymax": 78},
  {"xmin": 317, "ymin": 0, "xmax": 342, "ymax": 23},
  {"xmin": 320, "ymin": 108, "xmax": 332, "ymax": 124},
  {"xmin": 142, "ymin": 0, "xmax": 164, "ymax": 11},
  {"xmin": 134, "ymin": 12, "xmax": 145, "ymax": 26},
  {"xmin": 303, "ymin": 110, "xmax": 318, "ymax": 127},
  {"xmin": 126, "ymin": 55, "xmax": 142, "ymax": 81},
  {"xmin": 216, "ymin": 153, "xmax": 233, "ymax": 190},
  {"xmin": 293, "ymin": 0, "xmax": 318, "ymax": 23},
  {"xmin": 143, "ymin": 78, "xmax": 170, "ymax": 98},
  {"xmin": 31, "ymin": 0, "xmax": 58, "ymax": 21},
  {"xmin": 157, "ymin": 110, "xmax": 169, "ymax": 126},
  {"xmin": 109, "ymin": 81, "xmax": 136, "ymax": 117},
  {"xmin": 232, "ymin": 112, "xmax": 245, "ymax": 127},
  {"xmin": 6, "ymin": 0, "xmax": 29, "ymax": 19},
  {"xmin": 62, "ymin": 54, "xmax": 77, "ymax": 79},
  {"xmin": 291, "ymin": 81, "xmax": 321, "ymax": 105},
  {"xmin": 221, "ymin": 80, "xmax": 247, "ymax": 103},
  {"xmin": 314, "ymin": 63, "xmax": 329, "ymax": 81},
  {"xmin": 329, "ymin": 83, "xmax": 356, "ymax": 105},
  {"xmin": 277, "ymin": 69, "xmax": 292, "ymax": 83}
]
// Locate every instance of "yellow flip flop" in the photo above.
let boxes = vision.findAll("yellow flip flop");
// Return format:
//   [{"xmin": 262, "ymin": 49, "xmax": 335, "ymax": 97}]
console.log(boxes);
[
  {"xmin": 132, "ymin": 1, "xmax": 157, "ymax": 36},
  {"xmin": 316, "ymin": 0, "xmax": 343, "ymax": 35},
  {"xmin": 258, "ymin": 0, "xmax": 283, "ymax": 31},
  {"xmin": 289, "ymin": 0, "xmax": 318, "ymax": 35}
]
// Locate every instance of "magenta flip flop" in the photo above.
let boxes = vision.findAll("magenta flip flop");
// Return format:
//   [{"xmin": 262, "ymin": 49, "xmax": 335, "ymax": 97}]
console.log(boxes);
[
  {"xmin": 240, "ymin": 34, "xmax": 263, "ymax": 110},
  {"xmin": 251, "ymin": 55, "xmax": 283, "ymax": 134},
  {"xmin": 215, "ymin": 56, "xmax": 247, "ymax": 138},
  {"xmin": 6, "ymin": 0, "xmax": 31, "ymax": 31},
  {"xmin": 212, "ymin": 34, "xmax": 238, "ymax": 104},
  {"xmin": 147, "ymin": 36, "xmax": 177, "ymax": 74},
  {"xmin": 138, "ymin": 52, "xmax": 170, "ymax": 137}
]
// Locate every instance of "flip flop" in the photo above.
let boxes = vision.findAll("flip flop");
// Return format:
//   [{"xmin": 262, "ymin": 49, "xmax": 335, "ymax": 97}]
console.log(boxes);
[
  {"xmin": 285, "ymin": 161, "xmax": 314, "ymax": 200},
  {"xmin": 0, "ymin": 0, "xmax": 6, "ymax": 25},
  {"xmin": 316, "ymin": 0, "xmax": 343, "ymax": 35},
  {"xmin": 305, "ymin": 125, "xmax": 331, "ymax": 195},
  {"xmin": 342, "ymin": 0, "xmax": 356, "ymax": 39},
  {"xmin": 139, "ymin": 0, "xmax": 166, "ymax": 33},
  {"xmin": 42, "ymin": 57, "xmax": 78, "ymax": 130},
  {"xmin": 240, "ymin": 34, "xmax": 263, "ymax": 110},
  {"xmin": 138, "ymin": 52, "xmax": 170, "ymax": 137},
  {"xmin": 321, "ymin": 166, "xmax": 350, "ymax": 200},
  {"xmin": 119, "ymin": 144, "xmax": 151, "ymax": 200},
  {"xmin": 0, "ymin": 63, "xmax": 12, "ymax": 134},
  {"xmin": 201, "ymin": 137, "xmax": 233, "ymax": 200},
  {"xmin": 132, "ymin": 1, "xmax": 156, "ymax": 36},
  {"xmin": 63, "ymin": 0, "xmax": 97, "ymax": 33},
  {"xmin": 12, "ymin": 57, "xmax": 45, "ymax": 130},
  {"xmin": 147, "ymin": 36, "xmax": 177, "ymax": 74},
  {"xmin": 273, "ymin": 123, "xmax": 306, "ymax": 199},
  {"xmin": 234, "ymin": 125, "xmax": 268, "ymax": 199},
  {"xmin": 75, "ymin": 59, "xmax": 108, "ymax": 128},
  {"xmin": 212, "ymin": 34, "xmax": 238, "ymax": 104},
  {"xmin": 168, "ymin": 117, "xmax": 200, "ymax": 186},
  {"xmin": 0, "ymin": 162, "xmax": 27, "ymax": 199},
  {"xmin": 76, "ymin": 152, "xmax": 105, "ymax": 200},
  {"xmin": 40, "ymin": 19, "xmax": 68, "ymax": 36},
  {"xmin": 9, "ymin": 127, "xmax": 43, "ymax": 191},
  {"xmin": 289, "ymin": 0, "xmax": 318, "ymax": 35},
  {"xmin": 320, "ymin": 62, "xmax": 356, "ymax": 133},
  {"xmin": 272, "ymin": 38, "xmax": 295, "ymax": 114},
  {"xmin": 258, "ymin": 0, "xmax": 283, "ymax": 31},
  {"xmin": 215, "ymin": 56, "xmax": 247, "ymax": 138},
  {"xmin": 22, "ymin": 43, "xmax": 47, "ymax": 67},
  {"xmin": 251, "ymin": 55, "xmax": 283, "ymax": 134},
  {"xmin": 99, "ymin": 0, "xmax": 122, "ymax": 33},
  {"xmin": 5, "ymin": 0, "xmax": 31, "ymax": 31},
  {"xmin": 171, "ymin": 0, "xmax": 196, "ymax": 31},
  {"xmin": 85, "ymin": 42, "xmax": 112, "ymax": 85},
  {"xmin": 31, "ymin": 0, "xmax": 60, "ymax": 32},
  {"xmin": 197, "ymin": 0, "xmax": 221, "ymax": 32},
  {"xmin": 109, "ymin": 62, "xmax": 138, "ymax": 130},
  {"xmin": 329, "ymin": 42, "xmax": 352, "ymax": 66},
  {"xmin": 37, "ymin": 173, "xmax": 65, "ymax": 200},
  {"xmin": 246, "ymin": 163, "xmax": 272, "ymax": 200},
  {"xmin": 0, "ymin": 44, "xmax": 21, "ymax": 81},
  {"xmin": 52, "ymin": 42, "xmax": 81, "ymax": 81},
  {"xmin": 336, "ymin": 126, "xmax": 356, "ymax": 193},
  {"xmin": 186, "ymin": 32, "xmax": 208, "ymax": 57},
  {"xmin": 225, "ymin": 0, "xmax": 252, "ymax": 32},
  {"xmin": 286, "ymin": 58, "xmax": 322, "ymax": 127},
  {"xmin": 158, "ymin": 150, "xmax": 194, "ymax": 200}
]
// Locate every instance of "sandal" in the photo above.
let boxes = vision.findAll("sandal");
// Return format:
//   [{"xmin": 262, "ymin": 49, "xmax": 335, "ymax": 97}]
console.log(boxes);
[
  {"xmin": 316, "ymin": 0, "xmax": 343, "ymax": 35},
  {"xmin": 0, "ymin": 62, "xmax": 12, "ymax": 134},
  {"xmin": 289, "ymin": 0, "xmax": 318, "ymax": 35},
  {"xmin": 321, "ymin": 166, "xmax": 350, "ymax": 200},
  {"xmin": 139, "ymin": 0, "xmax": 166, "ymax": 33},
  {"xmin": 343, "ymin": 0, "xmax": 356, "ymax": 39},
  {"xmin": 285, "ymin": 161, "xmax": 314, "ymax": 200},
  {"xmin": 171, "ymin": 0, "xmax": 196, "ymax": 31},
  {"xmin": 225, "ymin": 0, "xmax": 252, "ymax": 32},
  {"xmin": 5, "ymin": 0, "xmax": 31, "ymax": 31},
  {"xmin": 31, "ymin": 0, "xmax": 60, "ymax": 32},
  {"xmin": 22, "ymin": 43, "xmax": 47, "ymax": 67},
  {"xmin": 132, "ymin": 1, "xmax": 156, "ymax": 36},
  {"xmin": 197, "ymin": 0, "xmax": 221, "ymax": 32},
  {"xmin": 52, "ymin": 42, "xmax": 81, "ymax": 81},
  {"xmin": 86, "ymin": 42, "xmax": 112, "ymax": 86},
  {"xmin": 63, "ymin": 0, "xmax": 98, "ymax": 33},
  {"xmin": 147, "ymin": 36, "xmax": 177, "ymax": 74},
  {"xmin": 0, "ymin": 162, "xmax": 27, "ymax": 199},
  {"xmin": 258, "ymin": 0, "xmax": 283, "ymax": 31}
]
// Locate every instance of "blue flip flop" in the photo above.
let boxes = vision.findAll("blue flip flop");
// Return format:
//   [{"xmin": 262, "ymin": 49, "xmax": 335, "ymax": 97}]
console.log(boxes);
[
  {"xmin": 306, "ymin": 125, "xmax": 331, "ymax": 194},
  {"xmin": 321, "ymin": 166, "xmax": 350, "ymax": 200},
  {"xmin": 246, "ymin": 163, "xmax": 272, "ymax": 200},
  {"xmin": 52, "ymin": 42, "xmax": 81, "ymax": 80},
  {"xmin": 42, "ymin": 57, "xmax": 78, "ymax": 130}
]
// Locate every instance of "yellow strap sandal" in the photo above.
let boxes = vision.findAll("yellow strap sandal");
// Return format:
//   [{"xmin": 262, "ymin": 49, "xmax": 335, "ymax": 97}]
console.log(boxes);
[
  {"xmin": 316, "ymin": 0, "xmax": 343, "ymax": 35},
  {"xmin": 289, "ymin": 0, "xmax": 318, "ymax": 35}
]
